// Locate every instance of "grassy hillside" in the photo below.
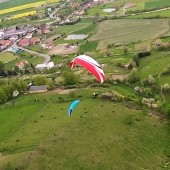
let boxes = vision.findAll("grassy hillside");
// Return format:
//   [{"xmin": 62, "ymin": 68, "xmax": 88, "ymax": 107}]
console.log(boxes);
[{"xmin": 0, "ymin": 89, "xmax": 169, "ymax": 169}]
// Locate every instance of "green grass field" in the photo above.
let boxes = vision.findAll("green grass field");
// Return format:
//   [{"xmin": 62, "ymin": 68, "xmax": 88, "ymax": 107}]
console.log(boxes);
[
  {"xmin": 48, "ymin": 23, "xmax": 93, "ymax": 39},
  {"xmin": 5, "ymin": 51, "xmax": 43, "ymax": 69},
  {"xmin": 0, "ymin": 89, "xmax": 169, "ymax": 169},
  {"xmin": 145, "ymin": 0, "xmax": 170, "ymax": 10},
  {"xmin": 0, "ymin": 52, "xmax": 19, "ymax": 63},
  {"xmin": 90, "ymin": 19, "xmax": 169, "ymax": 49},
  {"xmin": 0, "ymin": 0, "xmax": 43, "ymax": 10},
  {"xmin": 79, "ymin": 41, "xmax": 98, "ymax": 53},
  {"xmin": 127, "ymin": 9, "xmax": 170, "ymax": 19}
]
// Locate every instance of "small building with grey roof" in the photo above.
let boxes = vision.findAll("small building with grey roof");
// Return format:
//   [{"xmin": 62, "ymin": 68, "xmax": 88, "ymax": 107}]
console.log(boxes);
[{"xmin": 29, "ymin": 85, "xmax": 48, "ymax": 94}]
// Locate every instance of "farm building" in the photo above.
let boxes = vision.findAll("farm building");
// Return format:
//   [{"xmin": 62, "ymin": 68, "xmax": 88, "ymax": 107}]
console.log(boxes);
[
  {"xmin": 4, "ymin": 28, "xmax": 30, "ymax": 38},
  {"xmin": 29, "ymin": 85, "xmax": 48, "ymax": 93},
  {"xmin": 35, "ymin": 62, "xmax": 54, "ymax": 70}
]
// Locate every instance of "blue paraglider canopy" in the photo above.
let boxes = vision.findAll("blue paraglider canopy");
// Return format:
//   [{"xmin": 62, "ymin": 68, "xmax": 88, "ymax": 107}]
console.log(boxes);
[{"xmin": 68, "ymin": 100, "xmax": 80, "ymax": 116}]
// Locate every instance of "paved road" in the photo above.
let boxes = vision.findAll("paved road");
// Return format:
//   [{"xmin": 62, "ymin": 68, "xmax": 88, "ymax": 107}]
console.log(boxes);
[
  {"xmin": 49, "ymin": 0, "xmax": 72, "ymax": 19},
  {"xmin": 12, "ymin": 43, "xmax": 50, "ymax": 64}
]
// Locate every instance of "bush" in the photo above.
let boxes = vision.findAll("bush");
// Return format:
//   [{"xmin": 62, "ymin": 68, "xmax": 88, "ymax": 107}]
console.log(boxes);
[
  {"xmin": 124, "ymin": 115, "xmax": 134, "ymax": 125},
  {"xmin": 100, "ymin": 92, "xmax": 112, "ymax": 100},
  {"xmin": 165, "ymin": 105, "xmax": 170, "ymax": 119},
  {"xmin": 64, "ymin": 85, "xmax": 77, "ymax": 89},
  {"xmin": 128, "ymin": 68, "xmax": 140, "ymax": 83},
  {"xmin": 148, "ymin": 74, "xmax": 155, "ymax": 85},
  {"xmin": 137, "ymin": 51, "xmax": 151, "ymax": 59},
  {"xmin": 62, "ymin": 71, "xmax": 78, "ymax": 85},
  {"xmin": 68, "ymin": 91, "xmax": 75, "ymax": 98}
]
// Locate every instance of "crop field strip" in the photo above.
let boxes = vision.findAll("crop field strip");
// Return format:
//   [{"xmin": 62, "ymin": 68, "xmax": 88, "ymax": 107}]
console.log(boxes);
[
  {"xmin": 145, "ymin": 0, "xmax": 170, "ymax": 10},
  {"xmin": 0, "ymin": 0, "xmax": 58, "ymax": 15}
]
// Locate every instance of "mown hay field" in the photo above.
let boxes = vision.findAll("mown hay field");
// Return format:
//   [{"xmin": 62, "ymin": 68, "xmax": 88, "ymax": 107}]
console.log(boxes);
[
  {"xmin": 0, "ymin": 89, "xmax": 169, "ymax": 170},
  {"xmin": 89, "ymin": 19, "xmax": 169, "ymax": 49}
]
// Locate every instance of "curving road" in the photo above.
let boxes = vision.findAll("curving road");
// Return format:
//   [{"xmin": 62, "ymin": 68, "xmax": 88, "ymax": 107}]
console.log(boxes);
[{"xmin": 13, "ymin": 43, "xmax": 50, "ymax": 64}]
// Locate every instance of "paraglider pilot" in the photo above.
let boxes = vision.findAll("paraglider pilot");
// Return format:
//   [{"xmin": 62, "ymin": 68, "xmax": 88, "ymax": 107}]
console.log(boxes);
[{"xmin": 93, "ymin": 92, "xmax": 98, "ymax": 98}]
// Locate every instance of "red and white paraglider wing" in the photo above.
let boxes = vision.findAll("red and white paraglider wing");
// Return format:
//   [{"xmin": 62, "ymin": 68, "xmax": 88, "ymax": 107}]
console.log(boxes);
[{"xmin": 70, "ymin": 55, "xmax": 105, "ymax": 83}]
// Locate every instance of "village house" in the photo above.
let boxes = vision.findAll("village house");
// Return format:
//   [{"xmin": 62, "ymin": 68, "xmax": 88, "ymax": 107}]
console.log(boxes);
[
  {"xmin": 41, "ymin": 42, "xmax": 53, "ymax": 49},
  {"xmin": 36, "ymin": 27, "xmax": 51, "ymax": 35},
  {"xmin": 25, "ymin": 33, "xmax": 33, "ymax": 39},
  {"xmin": 18, "ymin": 38, "xmax": 29, "ymax": 47},
  {"xmin": 0, "ymin": 39, "xmax": 12, "ymax": 50},
  {"xmin": 30, "ymin": 37, "xmax": 41, "ymax": 45},
  {"xmin": 42, "ymin": 28, "xmax": 51, "ymax": 34},
  {"xmin": 36, "ymin": 29, "xmax": 43, "ymax": 35},
  {"xmin": 16, "ymin": 60, "xmax": 29, "ymax": 70}
]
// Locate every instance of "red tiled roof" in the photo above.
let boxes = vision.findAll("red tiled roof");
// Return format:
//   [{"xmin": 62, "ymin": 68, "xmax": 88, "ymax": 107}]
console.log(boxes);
[
  {"xmin": 16, "ymin": 60, "xmax": 28, "ymax": 67},
  {"xmin": 30, "ymin": 37, "xmax": 40, "ymax": 44},
  {"xmin": 42, "ymin": 28, "xmax": 50, "ymax": 34},
  {"xmin": 18, "ymin": 38, "xmax": 29, "ymax": 46},
  {"xmin": 0, "ymin": 40, "xmax": 12, "ymax": 46}
]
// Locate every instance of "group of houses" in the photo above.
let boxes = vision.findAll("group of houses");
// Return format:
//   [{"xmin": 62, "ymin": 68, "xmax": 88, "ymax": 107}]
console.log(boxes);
[
  {"xmin": 18, "ymin": 24, "xmax": 51, "ymax": 48},
  {"xmin": 0, "ymin": 25, "xmax": 34, "ymax": 51},
  {"xmin": 18, "ymin": 37, "xmax": 41, "ymax": 47}
]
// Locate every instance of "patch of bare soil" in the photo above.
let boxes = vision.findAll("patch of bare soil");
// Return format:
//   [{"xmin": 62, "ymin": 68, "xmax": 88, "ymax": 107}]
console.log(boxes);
[
  {"xmin": 149, "ymin": 111, "xmax": 165, "ymax": 120},
  {"xmin": 54, "ymin": 88, "xmax": 75, "ymax": 94},
  {"xmin": 45, "ymin": 34, "xmax": 61, "ymax": 43},
  {"xmin": 48, "ymin": 44, "xmax": 78, "ymax": 55},
  {"xmin": 112, "ymin": 74, "xmax": 128, "ymax": 81}
]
